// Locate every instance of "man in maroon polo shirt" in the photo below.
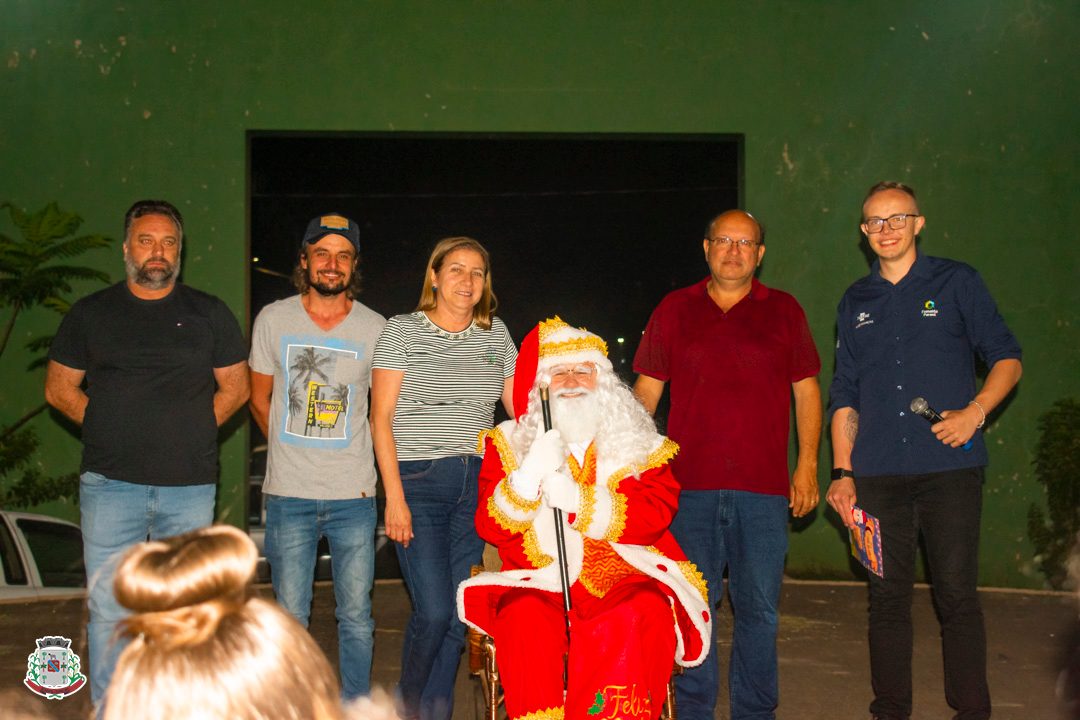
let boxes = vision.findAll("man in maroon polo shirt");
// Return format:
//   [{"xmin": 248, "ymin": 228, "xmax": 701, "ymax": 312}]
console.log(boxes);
[{"xmin": 633, "ymin": 209, "xmax": 822, "ymax": 720}]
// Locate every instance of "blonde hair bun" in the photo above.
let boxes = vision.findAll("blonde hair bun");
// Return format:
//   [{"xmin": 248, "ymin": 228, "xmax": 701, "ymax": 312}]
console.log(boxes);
[
  {"xmin": 114, "ymin": 525, "xmax": 257, "ymax": 647},
  {"xmin": 105, "ymin": 525, "xmax": 345, "ymax": 720}
]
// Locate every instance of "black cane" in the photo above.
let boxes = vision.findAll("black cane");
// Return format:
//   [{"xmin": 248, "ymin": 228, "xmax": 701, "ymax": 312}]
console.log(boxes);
[{"xmin": 539, "ymin": 385, "xmax": 573, "ymax": 623}]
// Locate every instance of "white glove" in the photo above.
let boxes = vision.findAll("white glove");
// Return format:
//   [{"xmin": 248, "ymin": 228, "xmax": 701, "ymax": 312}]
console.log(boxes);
[
  {"xmin": 542, "ymin": 471, "xmax": 580, "ymax": 514},
  {"xmin": 511, "ymin": 429, "xmax": 567, "ymax": 499}
]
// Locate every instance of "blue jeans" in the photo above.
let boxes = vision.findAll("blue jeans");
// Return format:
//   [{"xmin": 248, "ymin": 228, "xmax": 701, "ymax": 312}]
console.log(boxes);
[
  {"xmin": 857, "ymin": 468, "xmax": 989, "ymax": 720},
  {"xmin": 670, "ymin": 489, "xmax": 789, "ymax": 720},
  {"xmin": 80, "ymin": 472, "xmax": 215, "ymax": 705},
  {"xmin": 265, "ymin": 495, "xmax": 376, "ymax": 700},
  {"xmin": 394, "ymin": 456, "xmax": 485, "ymax": 720}
]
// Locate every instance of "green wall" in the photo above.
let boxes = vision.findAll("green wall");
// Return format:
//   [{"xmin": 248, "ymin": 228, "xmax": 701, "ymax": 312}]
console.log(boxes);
[{"xmin": 2, "ymin": 1, "xmax": 1077, "ymax": 587}]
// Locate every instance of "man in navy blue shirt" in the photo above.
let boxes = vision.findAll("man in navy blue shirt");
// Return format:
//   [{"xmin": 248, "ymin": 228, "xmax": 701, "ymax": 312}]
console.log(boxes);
[{"xmin": 825, "ymin": 181, "xmax": 1022, "ymax": 720}]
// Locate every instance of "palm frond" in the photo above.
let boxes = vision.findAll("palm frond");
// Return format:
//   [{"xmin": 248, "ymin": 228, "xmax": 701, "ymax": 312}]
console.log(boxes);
[
  {"xmin": 24, "ymin": 203, "xmax": 83, "ymax": 245},
  {"xmin": 36, "ymin": 233, "xmax": 113, "ymax": 261},
  {"xmin": 0, "ymin": 202, "xmax": 30, "ymax": 233},
  {"xmin": 24, "ymin": 334, "xmax": 53, "ymax": 353},
  {"xmin": 41, "ymin": 296, "xmax": 71, "ymax": 314},
  {"xmin": 28, "ymin": 265, "xmax": 111, "ymax": 284}
]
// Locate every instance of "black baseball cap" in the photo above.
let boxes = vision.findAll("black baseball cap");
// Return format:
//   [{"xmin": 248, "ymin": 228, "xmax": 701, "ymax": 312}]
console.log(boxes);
[{"xmin": 301, "ymin": 213, "xmax": 360, "ymax": 253}]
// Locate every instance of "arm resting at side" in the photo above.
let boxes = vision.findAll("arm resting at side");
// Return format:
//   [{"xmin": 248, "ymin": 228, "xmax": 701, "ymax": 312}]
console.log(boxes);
[
  {"xmin": 371, "ymin": 368, "xmax": 413, "ymax": 546},
  {"xmin": 632, "ymin": 374, "xmax": 666, "ymax": 416},
  {"xmin": 790, "ymin": 376, "xmax": 822, "ymax": 518},
  {"xmin": 826, "ymin": 406, "xmax": 859, "ymax": 529},
  {"xmin": 213, "ymin": 360, "xmax": 251, "ymax": 427},
  {"xmin": 44, "ymin": 360, "xmax": 88, "ymax": 426},
  {"xmin": 501, "ymin": 375, "xmax": 515, "ymax": 418},
  {"xmin": 248, "ymin": 370, "xmax": 274, "ymax": 437}
]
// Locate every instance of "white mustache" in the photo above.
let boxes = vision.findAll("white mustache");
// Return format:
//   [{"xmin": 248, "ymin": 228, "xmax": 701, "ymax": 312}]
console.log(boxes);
[{"xmin": 552, "ymin": 387, "xmax": 593, "ymax": 399}]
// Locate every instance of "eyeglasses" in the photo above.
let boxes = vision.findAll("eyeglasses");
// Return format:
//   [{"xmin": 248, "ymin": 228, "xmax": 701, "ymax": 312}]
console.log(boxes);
[
  {"xmin": 549, "ymin": 363, "xmax": 597, "ymax": 380},
  {"xmin": 708, "ymin": 236, "xmax": 759, "ymax": 250},
  {"xmin": 863, "ymin": 213, "xmax": 920, "ymax": 234}
]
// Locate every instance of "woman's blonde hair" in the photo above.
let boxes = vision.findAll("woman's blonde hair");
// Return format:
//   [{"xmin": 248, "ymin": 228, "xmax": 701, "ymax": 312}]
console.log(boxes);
[
  {"xmin": 105, "ymin": 525, "xmax": 343, "ymax": 720},
  {"xmin": 415, "ymin": 236, "xmax": 497, "ymax": 330}
]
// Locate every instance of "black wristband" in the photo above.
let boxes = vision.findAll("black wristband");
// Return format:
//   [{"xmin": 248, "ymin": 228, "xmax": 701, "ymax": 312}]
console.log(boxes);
[{"xmin": 830, "ymin": 468, "xmax": 855, "ymax": 481}]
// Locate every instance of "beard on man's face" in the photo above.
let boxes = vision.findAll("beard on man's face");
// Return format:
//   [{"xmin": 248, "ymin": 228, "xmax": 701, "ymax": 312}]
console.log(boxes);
[
  {"xmin": 125, "ymin": 255, "xmax": 179, "ymax": 290},
  {"xmin": 550, "ymin": 387, "xmax": 600, "ymax": 445},
  {"xmin": 308, "ymin": 266, "xmax": 350, "ymax": 296}
]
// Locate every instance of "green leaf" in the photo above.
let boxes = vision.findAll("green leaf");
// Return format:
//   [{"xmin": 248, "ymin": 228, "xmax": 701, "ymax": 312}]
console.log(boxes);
[
  {"xmin": 0, "ymin": 200, "xmax": 111, "ymax": 508},
  {"xmin": 587, "ymin": 691, "xmax": 605, "ymax": 715},
  {"xmin": 26, "ymin": 203, "xmax": 83, "ymax": 245},
  {"xmin": 0, "ymin": 427, "xmax": 39, "ymax": 474},
  {"xmin": 0, "ymin": 202, "xmax": 30, "ymax": 232},
  {"xmin": 1028, "ymin": 397, "xmax": 1080, "ymax": 588},
  {"xmin": 36, "ymin": 233, "xmax": 112, "ymax": 262},
  {"xmin": 41, "ymin": 296, "xmax": 71, "ymax": 314},
  {"xmin": 24, "ymin": 334, "xmax": 53, "ymax": 352}
]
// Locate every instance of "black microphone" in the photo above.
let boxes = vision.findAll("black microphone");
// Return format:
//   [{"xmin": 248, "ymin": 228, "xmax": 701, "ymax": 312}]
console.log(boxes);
[{"xmin": 910, "ymin": 397, "xmax": 973, "ymax": 451}]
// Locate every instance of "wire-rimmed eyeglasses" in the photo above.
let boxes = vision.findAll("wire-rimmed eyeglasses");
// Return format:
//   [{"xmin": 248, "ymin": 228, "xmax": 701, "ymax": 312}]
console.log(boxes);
[
  {"xmin": 549, "ymin": 363, "xmax": 597, "ymax": 381},
  {"xmin": 708, "ymin": 236, "xmax": 759, "ymax": 250}
]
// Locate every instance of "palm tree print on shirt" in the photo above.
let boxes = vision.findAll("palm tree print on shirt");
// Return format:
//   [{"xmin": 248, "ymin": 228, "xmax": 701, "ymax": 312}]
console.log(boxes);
[
  {"xmin": 287, "ymin": 346, "xmax": 332, "ymax": 436},
  {"xmin": 282, "ymin": 345, "xmax": 360, "ymax": 440}
]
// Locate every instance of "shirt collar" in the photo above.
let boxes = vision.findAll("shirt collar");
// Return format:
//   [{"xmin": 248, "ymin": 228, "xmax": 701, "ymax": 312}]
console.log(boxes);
[
  {"xmin": 568, "ymin": 441, "xmax": 591, "ymax": 464},
  {"xmin": 870, "ymin": 249, "xmax": 929, "ymax": 285},
  {"xmin": 699, "ymin": 276, "xmax": 769, "ymax": 300}
]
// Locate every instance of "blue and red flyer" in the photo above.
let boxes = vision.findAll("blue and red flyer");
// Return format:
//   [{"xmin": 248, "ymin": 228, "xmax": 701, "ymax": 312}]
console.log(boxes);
[{"xmin": 850, "ymin": 505, "xmax": 883, "ymax": 578}]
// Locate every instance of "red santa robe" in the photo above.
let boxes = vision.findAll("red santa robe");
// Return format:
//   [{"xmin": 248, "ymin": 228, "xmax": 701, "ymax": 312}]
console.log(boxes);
[{"xmin": 458, "ymin": 421, "xmax": 711, "ymax": 720}]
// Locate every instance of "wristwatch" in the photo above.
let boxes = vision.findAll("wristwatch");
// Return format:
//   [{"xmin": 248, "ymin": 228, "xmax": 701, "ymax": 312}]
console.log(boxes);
[{"xmin": 830, "ymin": 468, "xmax": 855, "ymax": 481}]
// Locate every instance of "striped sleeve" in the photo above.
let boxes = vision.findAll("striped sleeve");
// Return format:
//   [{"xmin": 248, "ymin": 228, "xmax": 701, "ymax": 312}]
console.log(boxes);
[
  {"xmin": 372, "ymin": 315, "xmax": 409, "ymax": 371},
  {"xmin": 494, "ymin": 318, "xmax": 518, "ymax": 378}
]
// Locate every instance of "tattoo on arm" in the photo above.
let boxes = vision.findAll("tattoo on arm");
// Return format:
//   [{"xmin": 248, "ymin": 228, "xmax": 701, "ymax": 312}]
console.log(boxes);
[{"xmin": 845, "ymin": 411, "xmax": 859, "ymax": 442}]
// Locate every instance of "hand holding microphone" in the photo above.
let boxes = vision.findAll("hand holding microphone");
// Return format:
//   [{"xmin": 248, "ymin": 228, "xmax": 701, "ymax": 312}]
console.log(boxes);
[{"xmin": 910, "ymin": 397, "xmax": 974, "ymax": 451}]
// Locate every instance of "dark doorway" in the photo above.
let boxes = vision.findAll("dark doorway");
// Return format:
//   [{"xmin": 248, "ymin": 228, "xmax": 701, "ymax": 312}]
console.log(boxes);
[
  {"xmin": 246, "ymin": 132, "xmax": 741, "ymax": 575},
  {"xmin": 247, "ymin": 131, "xmax": 742, "ymax": 376}
]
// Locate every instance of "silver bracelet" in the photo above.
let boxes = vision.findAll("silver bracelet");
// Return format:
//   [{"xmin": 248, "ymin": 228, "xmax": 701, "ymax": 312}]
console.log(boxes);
[{"xmin": 969, "ymin": 400, "xmax": 987, "ymax": 429}]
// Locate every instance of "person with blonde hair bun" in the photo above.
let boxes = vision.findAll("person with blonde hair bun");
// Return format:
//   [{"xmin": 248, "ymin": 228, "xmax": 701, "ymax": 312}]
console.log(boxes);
[{"xmin": 104, "ymin": 524, "xmax": 345, "ymax": 720}]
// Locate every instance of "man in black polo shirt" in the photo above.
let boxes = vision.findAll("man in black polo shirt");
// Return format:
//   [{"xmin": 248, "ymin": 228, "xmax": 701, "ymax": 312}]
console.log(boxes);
[
  {"xmin": 826, "ymin": 182, "xmax": 1022, "ymax": 720},
  {"xmin": 44, "ymin": 199, "xmax": 249, "ymax": 706}
]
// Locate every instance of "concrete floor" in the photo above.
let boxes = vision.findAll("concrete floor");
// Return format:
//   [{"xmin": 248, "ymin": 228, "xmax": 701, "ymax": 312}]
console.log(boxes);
[{"xmin": 1, "ymin": 579, "xmax": 1075, "ymax": 719}]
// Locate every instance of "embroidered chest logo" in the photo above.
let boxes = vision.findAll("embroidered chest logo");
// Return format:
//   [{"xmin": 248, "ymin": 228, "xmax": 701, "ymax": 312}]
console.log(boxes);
[
  {"xmin": 855, "ymin": 311, "xmax": 874, "ymax": 329},
  {"xmin": 921, "ymin": 299, "xmax": 939, "ymax": 318}
]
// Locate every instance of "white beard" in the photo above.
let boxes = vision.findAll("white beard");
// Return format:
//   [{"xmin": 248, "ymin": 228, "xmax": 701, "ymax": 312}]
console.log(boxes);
[{"xmin": 550, "ymin": 389, "xmax": 599, "ymax": 445}]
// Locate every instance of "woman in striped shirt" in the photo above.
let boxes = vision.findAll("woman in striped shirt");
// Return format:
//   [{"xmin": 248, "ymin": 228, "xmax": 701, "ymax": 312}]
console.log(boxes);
[{"xmin": 371, "ymin": 236, "xmax": 516, "ymax": 720}]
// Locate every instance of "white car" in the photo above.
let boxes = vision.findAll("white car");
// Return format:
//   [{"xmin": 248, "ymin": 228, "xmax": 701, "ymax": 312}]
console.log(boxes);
[{"xmin": 0, "ymin": 510, "xmax": 86, "ymax": 601}]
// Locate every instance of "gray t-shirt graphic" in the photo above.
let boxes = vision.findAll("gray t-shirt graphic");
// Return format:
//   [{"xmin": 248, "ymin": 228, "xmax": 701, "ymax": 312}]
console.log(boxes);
[{"xmin": 250, "ymin": 296, "xmax": 386, "ymax": 499}]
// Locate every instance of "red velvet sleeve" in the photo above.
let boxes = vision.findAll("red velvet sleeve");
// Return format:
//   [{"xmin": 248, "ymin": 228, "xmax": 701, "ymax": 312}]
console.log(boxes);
[
  {"xmin": 475, "ymin": 435, "xmax": 535, "ymax": 570},
  {"xmin": 606, "ymin": 461, "xmax": 680, "ymax": 547}
]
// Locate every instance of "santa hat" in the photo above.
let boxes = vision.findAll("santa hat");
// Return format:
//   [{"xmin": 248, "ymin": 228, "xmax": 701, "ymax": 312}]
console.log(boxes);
[{"xmin": 512, "ymin": 316, "xmax": 612, "ymax": 419}]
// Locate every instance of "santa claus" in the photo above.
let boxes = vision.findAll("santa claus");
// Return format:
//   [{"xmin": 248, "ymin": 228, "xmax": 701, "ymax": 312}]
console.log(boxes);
[{"xmin": 458, "ymin": 317, "xmax": 711, "ymax": 720}]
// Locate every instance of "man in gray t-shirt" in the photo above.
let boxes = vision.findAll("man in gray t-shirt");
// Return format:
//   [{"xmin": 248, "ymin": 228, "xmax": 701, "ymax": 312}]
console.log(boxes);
[{"xmin": 249, "ymin": 213, "xmax": 385, "ymax": 699}]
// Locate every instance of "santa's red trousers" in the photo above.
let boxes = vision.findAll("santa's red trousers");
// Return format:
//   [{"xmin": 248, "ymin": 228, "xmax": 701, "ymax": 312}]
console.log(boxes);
[{"xmin": 492, "ymin": 575, "xmax": 677, "ymax": 720}]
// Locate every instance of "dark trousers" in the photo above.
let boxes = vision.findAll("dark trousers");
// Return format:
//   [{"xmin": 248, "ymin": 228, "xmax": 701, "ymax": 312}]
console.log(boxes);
[{"xmin": 857, "ymin": 467, "xmax": 990, "ymax": 720}]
